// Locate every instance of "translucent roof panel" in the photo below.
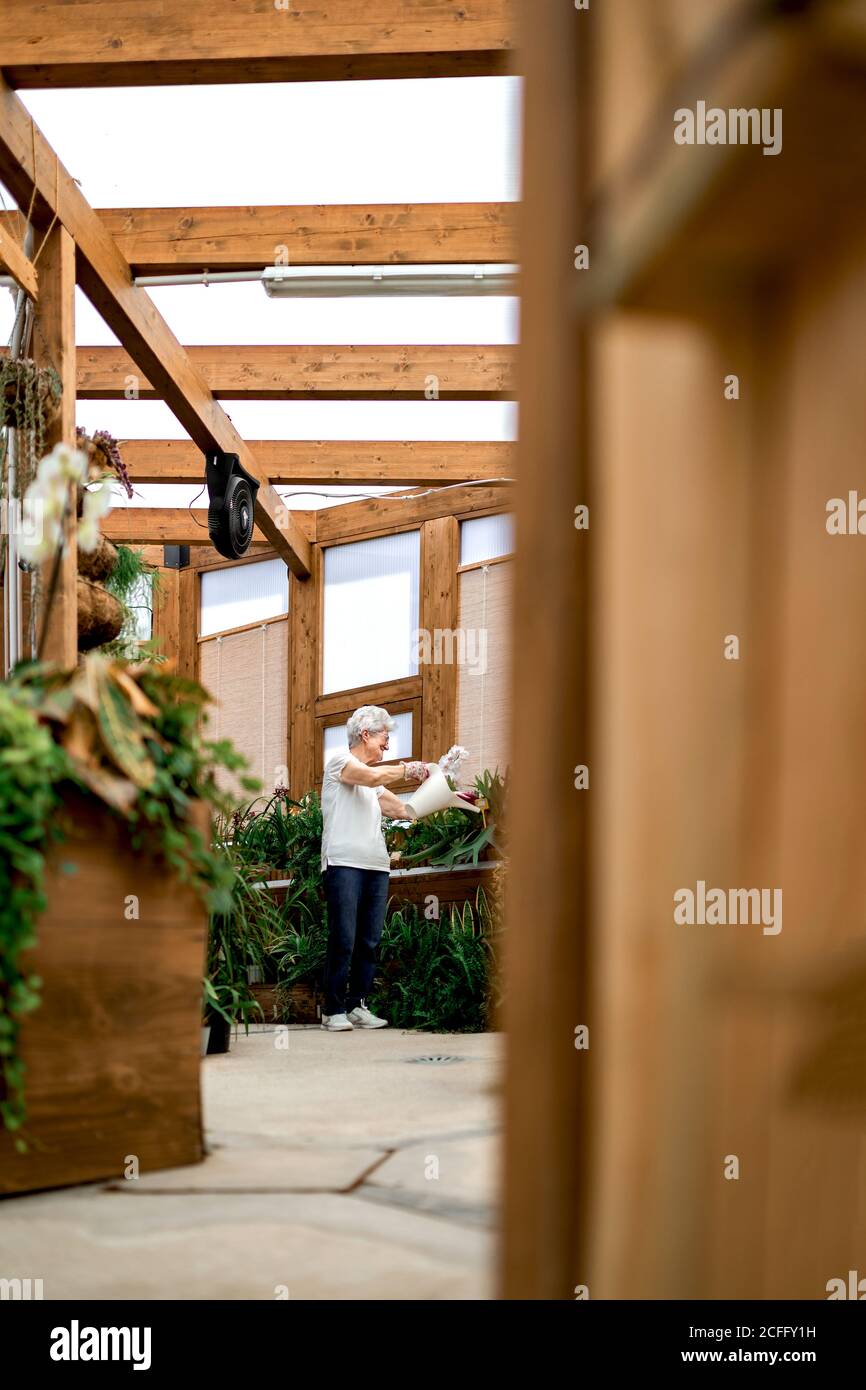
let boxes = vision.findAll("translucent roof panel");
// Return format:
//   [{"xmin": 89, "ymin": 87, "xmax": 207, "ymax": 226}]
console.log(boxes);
[{"xmin": 19, "ymin": 78, "xmax": 521, "ymax": 208}]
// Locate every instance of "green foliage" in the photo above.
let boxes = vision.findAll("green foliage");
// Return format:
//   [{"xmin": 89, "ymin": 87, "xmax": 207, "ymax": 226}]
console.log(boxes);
[
  {"xmin": 0, "ymin": 687, "xmax": 69, "ymax": 1145},
  {"xmin": 371, "ymin": 891, "xmax": 502, "ymax": 1032},
  {"xmin": 205, "ymin": 843, "xmax": 284, "ymax": 1029}
]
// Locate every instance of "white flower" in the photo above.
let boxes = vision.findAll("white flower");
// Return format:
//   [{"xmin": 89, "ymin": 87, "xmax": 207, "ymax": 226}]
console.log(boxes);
[
  {"xmin": 19, "ymin": 515, "xmax": 62, "ymax": 565},
  {"xmin": 82, "ymin": 482, "xmax": 113, "ymax": 521},
  {"xmin": 25, "ymin": 476, "xmax": 65, "ymax": 523},
  {"xmin": 77, "ymin": 516, "xmax": 100, "ymax": 552},
  {"xmin": 34, "ymin": 443, "xmax": 88, "ymax": 488},
  {"xmin": 438, "ymin": 744, "xmax": 470, "ymax": 781}
]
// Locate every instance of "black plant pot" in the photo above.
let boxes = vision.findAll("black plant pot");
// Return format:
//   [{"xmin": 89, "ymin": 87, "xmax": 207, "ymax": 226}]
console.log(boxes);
[{"xmin": 205, "ymin": 1014, "xmax": 231, "ymax": 1055}]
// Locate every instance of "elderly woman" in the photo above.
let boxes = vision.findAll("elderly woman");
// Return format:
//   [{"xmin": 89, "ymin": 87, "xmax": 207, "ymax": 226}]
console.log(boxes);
[{"xmin": 320, "ymin": 705, "xmax": 428, "ymax": 1032}]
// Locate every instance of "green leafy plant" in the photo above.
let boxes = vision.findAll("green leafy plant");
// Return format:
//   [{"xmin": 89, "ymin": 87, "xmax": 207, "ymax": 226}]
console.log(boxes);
[
  {"xmin": 386, "ymin": 768, "xmax": 508, "ymax": 870},
  {"xmin": 0, "ymin": 687, "xmax": 69, "ymax": 1145},
  {"xmin": 370, "ymin": 886, "xmax": 503, "ymax": 1032}
]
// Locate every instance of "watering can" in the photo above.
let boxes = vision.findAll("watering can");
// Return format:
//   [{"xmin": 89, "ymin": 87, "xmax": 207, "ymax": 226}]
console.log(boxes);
[{"xmin": 405, "ymin": 764, "xmax": 483, "ymax": 820}]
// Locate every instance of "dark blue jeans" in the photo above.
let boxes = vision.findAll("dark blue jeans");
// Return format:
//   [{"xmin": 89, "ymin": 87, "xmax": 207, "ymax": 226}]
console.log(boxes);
[{"xmin": 322, "ymin": 866, "xmax": 390, "ymax": 1016}]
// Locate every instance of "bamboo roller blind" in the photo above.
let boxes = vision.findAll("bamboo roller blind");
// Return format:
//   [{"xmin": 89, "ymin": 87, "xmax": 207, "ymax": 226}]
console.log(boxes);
[
  {"xmin": 199, "ymin": 619, "xmax": 288, "ymax": 801},
  {"xmin": 457, "ymin": 560, "xmax": 512, "ymax": 784}
]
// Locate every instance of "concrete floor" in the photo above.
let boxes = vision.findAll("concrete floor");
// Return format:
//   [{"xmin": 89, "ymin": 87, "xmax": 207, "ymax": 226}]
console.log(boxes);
[{"xmin": 0, "ymin": 1025, "xmax": 502, "ymax": 1300}]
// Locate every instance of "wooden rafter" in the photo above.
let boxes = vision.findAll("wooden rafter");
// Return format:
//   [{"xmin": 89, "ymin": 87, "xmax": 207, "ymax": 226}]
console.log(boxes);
[
  {"xmin": 72, "ymin": 344, "xmax": 515, "ymax": 400},
  {"xmin": 119, "ymin": 439, "xmax": 515, "ymax": 485},
  {"xmin": 1, "ymin": 0, "xmax": 515, "ymax": 87},
  {"xmin": 0, "ymin": 73, "xmax": 309, "ymax": 575},
  {"xmin": 0, "ymin": 221, "xmax": 38, "ymax": 299},
  {"xmin": 315, "ymin": 480, "xmax": 512, "ymax": 541},
  {"xmin": 0, "ymin": 203, "xmax": 518, "ymax": 275}
]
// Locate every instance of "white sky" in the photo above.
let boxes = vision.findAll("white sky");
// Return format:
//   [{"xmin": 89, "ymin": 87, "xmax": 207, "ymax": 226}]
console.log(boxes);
[{"xmin": 1, "ymin": 78, "xmax": 521, "ymax": 510}]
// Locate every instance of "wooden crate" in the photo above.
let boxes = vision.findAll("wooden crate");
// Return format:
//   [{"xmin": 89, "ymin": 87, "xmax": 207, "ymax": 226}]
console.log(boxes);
[{"xmin": 0, "ymin": 795, "xmax": 209, "ymax": 1196}]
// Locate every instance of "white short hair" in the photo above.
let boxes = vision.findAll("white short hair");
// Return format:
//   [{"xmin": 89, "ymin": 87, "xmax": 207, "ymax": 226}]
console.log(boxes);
[{"xmin": 346, "ymin": 705, "xmax": 395, "ymax": 747}]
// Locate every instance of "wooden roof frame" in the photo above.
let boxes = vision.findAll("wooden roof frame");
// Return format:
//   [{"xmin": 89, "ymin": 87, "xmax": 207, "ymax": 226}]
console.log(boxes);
[
  {"xmin": 0, "ymin": 203, "xmax": 518, "ymax": 276},
  {"xmin": 0, "ymin": 1, "xmax": 515, "ymax": 88},
  {"xmin": 0, "ymin": 72, "xmax": 310, "ymax": 576}
]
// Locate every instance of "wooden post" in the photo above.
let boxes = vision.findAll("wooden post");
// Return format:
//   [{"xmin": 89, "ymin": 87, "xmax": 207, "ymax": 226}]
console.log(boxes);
[
  {"xmin": 501, "ymin": 3, "xmax": 590, "ymax": 1298},
  {"xmin": 419, "ymin": 516, "xmax": 459, "ymax": 762},
  {"xmin": 34, "ymin": 223, "xmax": 77, "ymax": 666},
  {"xmin": 176, "ymin": 567, "xmax": 198, "ymax": 680},
  {"xmin": 289, "ymin": 556, "xmax": 319, "ymax": 796},
  {"xmin": 151, "ymin": 567, "xmax": 180, "ymax": 664}
]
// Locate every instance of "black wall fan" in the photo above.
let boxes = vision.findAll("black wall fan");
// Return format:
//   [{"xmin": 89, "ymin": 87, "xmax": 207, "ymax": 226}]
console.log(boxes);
[{"xmin": 205, "ymin": 451, "xmax": 260, "ymax": 559}]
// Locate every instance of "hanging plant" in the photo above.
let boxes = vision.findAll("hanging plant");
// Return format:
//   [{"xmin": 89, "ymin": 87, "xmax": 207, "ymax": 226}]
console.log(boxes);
[{"xmin": 0, "ymin": 357, "xmax": 62, "ymax": 493}]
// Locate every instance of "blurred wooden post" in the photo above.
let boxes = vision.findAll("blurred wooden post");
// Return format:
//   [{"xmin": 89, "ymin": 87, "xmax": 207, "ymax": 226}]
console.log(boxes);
[
  {"xmin": 501, "ymin": 4, "xmax": 591, "ymax": 1297},
  {"xmin": 34, "ymin": 223, "xmax": 77, "ymax": 665}
]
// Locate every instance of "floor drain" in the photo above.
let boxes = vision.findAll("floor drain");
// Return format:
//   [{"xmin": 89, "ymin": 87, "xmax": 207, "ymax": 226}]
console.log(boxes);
[{"xmin": 407, "ymin": 1054, "xmax": 464, "ymax": 1065}]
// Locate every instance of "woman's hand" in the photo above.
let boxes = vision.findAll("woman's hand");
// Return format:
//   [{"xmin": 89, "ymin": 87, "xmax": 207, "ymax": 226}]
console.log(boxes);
[{"xmin": 404, "ymin": 761, "xmax": 430, "ymax": 783}]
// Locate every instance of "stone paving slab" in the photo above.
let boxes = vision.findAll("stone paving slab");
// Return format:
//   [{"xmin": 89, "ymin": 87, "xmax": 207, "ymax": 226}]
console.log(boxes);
[{"xmin": 0, "ymin": 1028, "xmax": 502, "ymax": 1299}]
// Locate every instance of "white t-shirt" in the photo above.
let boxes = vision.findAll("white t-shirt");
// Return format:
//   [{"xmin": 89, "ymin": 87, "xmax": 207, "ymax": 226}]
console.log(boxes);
[{"xmin": 320, "ymin": 750, "xmax": 391, "ymax": 873}]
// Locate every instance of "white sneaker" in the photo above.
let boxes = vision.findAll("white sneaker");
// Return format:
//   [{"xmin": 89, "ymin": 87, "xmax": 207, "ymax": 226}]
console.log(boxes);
[
  {"xmin": 346, "ymin": 1004, "xmax": 388, "ymax": 1029},
  {"xmin": 321, "ymin": 1013, "xmax": 353, "ymax": 1031}
]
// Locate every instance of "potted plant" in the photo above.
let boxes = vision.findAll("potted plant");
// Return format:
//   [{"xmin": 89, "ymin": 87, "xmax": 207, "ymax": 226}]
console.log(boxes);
[{"xmin": 0, "ymin": 437, "xmax": 260, "ymax": 1192}]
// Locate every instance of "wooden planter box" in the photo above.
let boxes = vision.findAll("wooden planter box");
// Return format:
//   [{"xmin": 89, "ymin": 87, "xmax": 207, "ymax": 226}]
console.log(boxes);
[
  {"xmin": 0, "ymin": 795, "xmax": 209, "ymax": 1197},
  {"xmin": 387, "ymin": 861, "xmax": 500, "ymax": 913}
]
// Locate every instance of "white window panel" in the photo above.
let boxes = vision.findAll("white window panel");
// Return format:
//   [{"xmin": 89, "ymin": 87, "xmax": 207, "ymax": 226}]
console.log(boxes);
[
  {"xmin": 200, "ymin": 558, "xmax": 288, "ymax": 638},
  {"xmin": 460, "ymin": 513, "xmax": 515, "ymax": 566},
  {"xmin": 322, "ymin": 531, "xmax": 420, "ymax": 694},
  {"xmin": 128, "ymin": 572, "xmax": 154, "ymax": 643},
  {"xmin": 324, "ymin": 710, "xmax": 413, "ymax": 766}
]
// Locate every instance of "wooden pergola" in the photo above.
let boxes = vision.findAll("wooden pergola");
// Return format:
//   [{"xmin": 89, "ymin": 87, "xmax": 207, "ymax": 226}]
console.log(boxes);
[{"xmin": 5, "ymin": 0, "xmax": 866, "ymax": 1307}]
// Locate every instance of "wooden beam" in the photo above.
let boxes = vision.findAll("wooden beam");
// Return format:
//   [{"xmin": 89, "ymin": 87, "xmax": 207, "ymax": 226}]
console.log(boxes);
[
  {"xmin": 28, "ymin": 203, "xmax": 517, "ymax": 274},
  {"xmin": 74, "ymin": 345, "xmax": 515, "ymax": 400},
  {"xmin": 0, "ymin": 1, "xmax": 515, "ymax": 88},
  {"xmin": 103, "ymin": 508, "xmax": 315, "ymax": 548},
  {"xmin": 0, "ymin": 221, "xmax": 38, "ymax": 299},
  {"xmin": 34, "ymin": 225, "xmax": 77, "ymax": 665},
  {"xmin": 0, "ymin": 73, "xmax": 309, "ymax": 576},
  {"xmin": 315, "ymin": 481, "xmax": 512, "ymax": 543},
  {"xmin": 103, "ymin": 509, "xmax": 267, "ymax": 547},
  {"xmin": 119, "ymin": 439, "xmax": 515, "ymax": 486}
]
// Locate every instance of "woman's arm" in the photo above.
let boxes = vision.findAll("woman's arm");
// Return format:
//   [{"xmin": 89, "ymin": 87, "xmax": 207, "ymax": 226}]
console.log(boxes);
[
  {"xmin": 377, "ymin": 787, "xmax": 415, "ymax": 819},
  {"xmin": 340, "ymin": 755, "xmax": 417, "ymax": 789}
]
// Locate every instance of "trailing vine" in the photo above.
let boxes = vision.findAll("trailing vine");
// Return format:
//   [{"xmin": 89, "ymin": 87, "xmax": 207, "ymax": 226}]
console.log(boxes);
[{"xmin": 0, "ymin": 686, "xmax": 69, "ymax": 1147}]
